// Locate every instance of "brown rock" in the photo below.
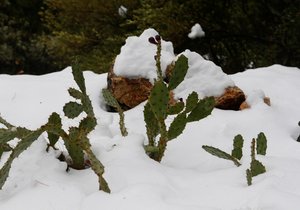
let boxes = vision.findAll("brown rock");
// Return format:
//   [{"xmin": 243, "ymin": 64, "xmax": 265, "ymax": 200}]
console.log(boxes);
[
  {"xmin": 215, "ymin": 86, "xmax": 246, "ymax": 111},
  {"xmin": 107, "ymin": 65, "xmax": 153, "ymax": 109}
]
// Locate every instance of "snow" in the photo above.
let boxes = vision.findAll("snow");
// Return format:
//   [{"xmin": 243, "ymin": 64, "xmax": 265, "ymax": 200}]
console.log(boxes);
[
  {"xmin": 113, "ymin": 28, "xmax": 175, "ymax": 83},
  {"xmin": 174, "ymin": 50, "xmax": 235, "ymax": 99},
  {"xmin": 1, "ymin": 37, "xmax": 300, "ymax": 209},
  {"xmin": 118, "ymin": 5, "xmax": 127, "ymax": 17},
  {"xmin": 188, "ymin": 23, "xmax": 205, "ymax": 39}
]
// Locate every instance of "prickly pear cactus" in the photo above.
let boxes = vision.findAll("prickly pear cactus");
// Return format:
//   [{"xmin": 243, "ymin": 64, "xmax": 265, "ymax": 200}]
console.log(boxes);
[
  {"xmin": 63, "ymin": 102, "xmax": 84, "ymax": 119},
  {"xmin": 168, "ymin": 55, "xmax": 188, "ymax": 91},
  {"xmin": 149, "ymin": 80, "xmax": 169, "ymax": 120},
  {"xmin": 231, "ymin": 134, "xmax": 244, "ymax": 160},
  {"xmin": 256, "ymin": 132, "xmax": 267, "ymax": 155},
  {"xmin": 202, "ymin": 145, "xmax": 241, "ymax": 167},
  {"xmin": 168, "ymin": 112, "xmax": 187, "ymax": 140},
  {"xmin": 187, "ymin": 97, "xmax": 215, "ymax": 122},
  {"xmin": 102, "ymin": 88, "xmax": 127, "ymax": 136},
  {"xmin": 246, "ymin": 169, "xmax": 252, "ymax": 186}
]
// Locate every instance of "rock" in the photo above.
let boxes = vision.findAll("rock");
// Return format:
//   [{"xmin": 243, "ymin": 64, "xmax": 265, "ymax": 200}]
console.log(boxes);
[
  {"xmin": 107, "ymin": 64, "xmax": 153, "ymax": 109},
  {"xmin": 215, "ymin": 86, "xmax": 246, "ymax": 111}
]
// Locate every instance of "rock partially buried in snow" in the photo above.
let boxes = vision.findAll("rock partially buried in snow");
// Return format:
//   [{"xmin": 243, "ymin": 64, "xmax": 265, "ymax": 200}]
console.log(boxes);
[{"xmin": 107, "ymin": 29, "xmax": 246, "ymax": 110}]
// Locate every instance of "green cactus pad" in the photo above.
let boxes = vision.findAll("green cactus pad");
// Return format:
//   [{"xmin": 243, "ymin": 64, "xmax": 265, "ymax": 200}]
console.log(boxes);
[
  {"xmin": 202, "ymin": 145, "xmax": 241, "ymax": 167},
  {"xmin": 167, "ymin": 101, "xmax": 184, "ymax": 115},
  {"xmin": 46, "ymin": 132, "xmax": 60, "ymax": 152},
  {"xmin": 231, "ymin": 134, "xmax": 244, "ymax": 160},
  {"xmin": 168, "ymin": 113, "xmax": 187, "ymax": 141},
  {"xmin": 0, "ymin": 128, "xmax": 18, "ymax": 144},
  {"xmin": 0, "ymin": 128, "xmax": 43, "ymax": 189},
  {"xmin": 144, "ymin": 102, "xmax": 159, "ymax": 144},
  {"xmin": 149, "ymin": 81, "xmax": 169, "ymax": 120},
  {"xmin": 256, "ymin": 132, "xmax": 267, "ymax": 155},
  {"xmin": 102, "ymin": 88, "xmax": 119, "ymax": 108},
  {"xmin": 68, "ymin": 88, "xmax": 83, "ymax": 100},
  {"xmin": 168, "ymin": 55, "xmax": 188, "ymax": 90},
  {"xmin": 79, "ymin": 116, "xmax": 97, "ymax": 135},
  {"xmin": 63, "ymin": 102, "xmax": 84, "ymax": 119},
  {"xmin": 64, "ymin": 127, "xmax": 85, "ymax": 169},
  {"xmin": 185, "ymin": 91, "xmax": 199, "ymax": 113},
  {"xmin": 0, "ymin": 143, "xmax": 12, "ymax": 159},
  {"xmin": 72, "ymin": 61, "xmax": 86, "ymax": 94},
  {"xmin": 250, "ymin": 159, "xmax": 266, "ymax": 177},
  {"xmin": 246, "ymin": 169, "xmax": 252, "ymax": 186},
  {"xmin": 187, "ymin": 97, "xmax": 215, "ymax": 122}
]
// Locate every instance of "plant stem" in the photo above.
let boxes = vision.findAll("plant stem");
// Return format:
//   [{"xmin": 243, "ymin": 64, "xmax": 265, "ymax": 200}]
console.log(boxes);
[{"xmin": 156, "ymin": 40, "xmax": 163, "ymax": 81}]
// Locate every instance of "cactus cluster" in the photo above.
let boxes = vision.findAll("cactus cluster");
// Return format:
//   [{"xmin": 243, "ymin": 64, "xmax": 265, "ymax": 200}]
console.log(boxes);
[
  {"xmin": 145, "ymin": 35, "xmax": 215, "ymax": 162},
  {"xmin": 102, "ymin": 88, "xmax": 128, "ymax": 137},
  {"xmin": 202, "ymin": 132, "xmax": 267, "ymax": 186},
  {"xmin": 0, "ymin": 62, "xmax": 110, "ymax": 193}
]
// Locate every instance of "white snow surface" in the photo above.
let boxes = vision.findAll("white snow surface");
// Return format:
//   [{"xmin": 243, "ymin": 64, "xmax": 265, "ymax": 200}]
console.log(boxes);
[
  {"xmin": 188, "ymin": 23, "xmax": 205, "ymax": 39},
  {"xmin": 114, "ymin": 28, "xmax": 175, "ymax": 83},
  {"xmin": 174, "ymin": 50, "xmax": 235, "ymax": 99},
  {"xmin": 1, "ymin": 64, "xmax": 300, "ymax": 210},
  {"xmin": 113, "ymin": 29, "xmax": 234, "ymax": 99}
]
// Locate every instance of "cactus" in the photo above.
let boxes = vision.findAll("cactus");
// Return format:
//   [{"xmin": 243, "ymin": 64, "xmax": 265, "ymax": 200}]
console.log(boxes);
[
  {"xmin": 71, "ymin": 59, "xmax": 86, "ymax": 94},
  {"xmin": 168, "ymin": 55, "xmax": 189, "ymax": 91},
  {"xmin": 249, "ymin": 138, "xmax": 266, "ymax": 176},
  {"xmin": 149, "ymin": 80, "xmax": 169, "ymax": 120},
  {"xmin": 0, "ymin": 128, "xmax": 43, "ymax": 189},
  {"xmin": 246, "ymin": 169, "xmax": 252, "ymax": 186},
  {"xmin": 231, "ymin": 134, "xmax": 244, "ymax": 160},
  {"xmin": 0, "ymin": 143, "xmax": 12, "ymax": 159},
  {"xmin": 144, "ymin": 34, "xmax": 215, "ymax": 162},
  {"xmin": 187, "ymin": 97, "xmax": 215, "ymax": 122},
  {"xmin": 102, "ymin": 88, "xmax": 127, "ymax": 136},
  {"xmin": 256, "ymin": 132, "xmax": 267, "ymax": 155},
  {"xmin": 168, "ymin": 113, "xmax": 187, "ymax": 141},
  {"xmin": 63, "ymin": 102, "xmax": 84, "ymax": 119},
  {"xmin": 167, "ymin": 101, "xmax": 184, "ymax": 115},
  {"xmin": 297, "ymin": 121, "xmax": 300, "ymax": 142},
  {"xmin": 202, "ymin": 145, "xmax": 241, "ymax": 167}
]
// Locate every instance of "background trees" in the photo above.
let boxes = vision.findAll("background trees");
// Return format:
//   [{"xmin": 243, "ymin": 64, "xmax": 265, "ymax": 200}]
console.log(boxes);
[{"xmin": 0, "ymin": 0, "xmax": 299, "ymax": 75}]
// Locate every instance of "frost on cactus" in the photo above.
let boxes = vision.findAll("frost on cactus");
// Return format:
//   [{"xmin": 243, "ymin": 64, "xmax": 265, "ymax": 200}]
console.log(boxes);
[{"xmin": 144, "ymin": 34, "xmax": 215, "ymax": 162}]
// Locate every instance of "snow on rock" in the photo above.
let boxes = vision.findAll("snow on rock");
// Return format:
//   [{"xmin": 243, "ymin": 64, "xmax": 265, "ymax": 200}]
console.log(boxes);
[
  {"xmin": 174, "ymin": 50, "xmax": 235, "ymax": 99},
  {"xmin": 188, "ymin": 23, "xmax": 205, "ymax": 39},
  {"xmin": 113, "ymin": 28, "xmax": 175, "ymax": 83}
]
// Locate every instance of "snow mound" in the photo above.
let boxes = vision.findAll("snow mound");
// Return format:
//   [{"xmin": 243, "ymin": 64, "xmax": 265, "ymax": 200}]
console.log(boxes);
[
  {"xmin": 188, "ymin": 23, "xmax": 205, "ymax": 39},
  {"xmin": 174, "ymin": 50, "xmax": 235, "ymax": 99},
  {"xmin": 113, "ymin": 28, "xmax": 175, "ymax": 83}
]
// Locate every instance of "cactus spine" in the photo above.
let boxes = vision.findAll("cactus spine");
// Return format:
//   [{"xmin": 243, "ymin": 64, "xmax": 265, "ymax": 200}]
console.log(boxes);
[{"xmin": 145, "ymin": 35, "xmax": 215, "ymax": 162}]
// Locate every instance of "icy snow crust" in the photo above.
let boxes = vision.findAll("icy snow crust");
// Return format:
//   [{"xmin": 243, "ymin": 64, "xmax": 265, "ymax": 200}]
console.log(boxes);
[
  {"xmin": 114, "ymin": 29, "xmax": 234, "ymax": 98},
  {"xmin": 1, "ymin": 65, "xmax": 300, "ymax": 210}
]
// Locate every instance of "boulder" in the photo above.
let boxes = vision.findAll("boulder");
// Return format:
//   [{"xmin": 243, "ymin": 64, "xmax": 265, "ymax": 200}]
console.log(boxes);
[
  {"xmin": 215, "ymin": 86, "xmax": 246, "ymax": 111},
  {"xmin": 107, "ymin": 64, "xmax": 153, "ymax": 109}
]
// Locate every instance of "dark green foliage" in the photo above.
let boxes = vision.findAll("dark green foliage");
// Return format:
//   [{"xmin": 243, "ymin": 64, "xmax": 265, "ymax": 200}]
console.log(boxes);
[
  {"xmin": 231, "ymin": 134, "xmax": 244, "ymax": 160},
  {"xmin": 144, "ymin": 102, "xmax": 160, "ymax": 148},
  {"xmin": 202, "ymin": 145, "xmax": 241, "ymax": 167},
  {"xmin": 46, "ymin": 132, "xmax": 59, "ymax": 152},
  {"xmin": 102, "ymin": 88, "xmax": 128, "ymax": 136},
  {"xmin": 168, "ymin": 55, "xmax": 189, "ymax": 90},
  {"xmin": 256, "ymin": 132, "xmax": 267, "ymax": 155},
  {"xmin": 68, "ymin": 88, "xmax": 83, "ymax": 100}
]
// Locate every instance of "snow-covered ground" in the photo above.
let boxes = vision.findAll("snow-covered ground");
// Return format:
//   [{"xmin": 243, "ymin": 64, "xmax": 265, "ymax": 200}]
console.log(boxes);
[
  {"xmin": 0, "ymin": 64, "xmax": 300, "ymax": 210},
  {"xmin": 0, "ymin": 28, "xmax": 300, "ymax": 209}
]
